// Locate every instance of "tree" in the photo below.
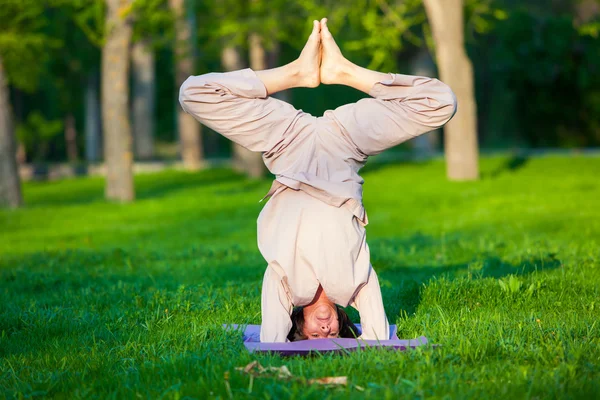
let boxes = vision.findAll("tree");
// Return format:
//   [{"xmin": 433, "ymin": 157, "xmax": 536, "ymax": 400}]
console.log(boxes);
[
  {"xmin": 238, "ymin": 31, "xmax": 269, "ymax": 178},
  {"xmin": 170, "ymin": 0, "xmax": 203, "ymax": 170},
  {"xmin": 60, "ymin": 0, "xmax": 105, "ymax": 164},
  {"xmin": 0, "ymin": 0, "xmax": 52, "ymax": 207},
  {"xmin": 0, "ymin": 55, "xmax": 22, "ymax": 208},
  {"xmin": 64, "ymin": 113, "xmax": 78, "ymax": 162},
  {"xmin": 129, "ymin": 0, "xmax": 173, "ymax": 162},
  {"xmin": 131, "ymin": 38, "xmax": 155, "ymax": 160},
  {"xmin": 424, "ymin": 0, "xmax": 479, "ymax": 180},
  {"xmin": 410, "ymin": 48, "xmax": 440, "ymax": 155},
  {"xmin": 102, "ymin": 0, "xmax": 135, "ymax": 201},
  {"xmin": 85, "ymin": 69, "xmax": 101, "ymax": 162}
]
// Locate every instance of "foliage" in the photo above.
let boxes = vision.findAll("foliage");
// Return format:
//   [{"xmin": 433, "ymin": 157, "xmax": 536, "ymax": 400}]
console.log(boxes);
[
  {"xmin": 1, "ymin": 156, "xmax": 599, "ymax": 397},
  {"xmin": 0, "ymin": 0, "xmax": 61, "ymax": 92},
  {"xmin": 15, "ymin": 111, "xmax": 64, "ymax": 162},
  {"xmin": 487, "ymin": 9, "xmax": 600, "ymax": 146},
  {"xmin": 3, "ymin": 0, "xmax": 600, "ymax": 161},
  {"xmin": 320, "ymin": 0, "xmax": 507, "ymax": 72},
  {"xmin": 132, "ymin": 0, "xmax": 175, "ymax": 48},
  {"xmin": 50, "ymin": 0, "xmax": 106, "ymax": 47}
]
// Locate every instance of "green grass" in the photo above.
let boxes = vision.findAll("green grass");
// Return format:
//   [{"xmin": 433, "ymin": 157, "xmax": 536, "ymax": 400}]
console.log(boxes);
[{"xmin": 1, "ymin": 155, "xmax": 599, "ymax": 399}]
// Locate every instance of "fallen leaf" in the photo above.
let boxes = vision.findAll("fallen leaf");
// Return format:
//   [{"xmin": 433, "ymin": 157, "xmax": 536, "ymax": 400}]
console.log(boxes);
[
  {"xmin": 236, "ymin": 362, "xmax": 292, "ymax": 380},
  {"xmin": 264, "ymin": 365, "xmax": 292, "ymax": 379},
  {"xmin": 308, "ymin": 376, "xmax": 348, "ymax": 386},
  {"xmin": 243, "ymin": 361, "xmax": 260, "ymax": 373}
]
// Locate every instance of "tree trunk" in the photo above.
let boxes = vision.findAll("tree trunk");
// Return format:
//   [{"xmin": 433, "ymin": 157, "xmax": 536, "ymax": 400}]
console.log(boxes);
[
  {"xmin": 410, "ymin": 48, "xmax": 440, "ymax": 155},
  {"xmin": 238, "ymin": 32, "xmax": 269, "ymax": 178},
  {"xmin": 131, "ymin": 38, "xmax": 155, "ymax": 160},
  {"xmin": 221, "ymin": 45, "xmax": 264, "ymax": 177},
  {"xmin": 170, "ymin": 0, "xmax": 203, "ymax": 170},
  {"xmin": 423, "ymin": 0, "xmax": 479, "ymax": 180},
  {"xmin": 0, "ymin": 55, "xmax": 23, "ymax": 208},
  {"xmin": 268, "ymin": 42, "xmax": 291, "ymax": 104},
  {"xmin": 575, "ymin": 0, "xmax": 599, "ymax": 25},
  {"xmin": 85, "ymin": 70, "xmax": 101, "ymax": 162},
  {"xmin": 64, "ymin": 113, "xmax": 78, "ymax": 162},
  {"xmin": 102, "ymin": 0, "xmax": 135, "ymax": 201}
]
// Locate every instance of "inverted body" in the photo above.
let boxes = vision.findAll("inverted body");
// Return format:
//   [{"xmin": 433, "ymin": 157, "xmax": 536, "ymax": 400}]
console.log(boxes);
[{"xmin": 179, "ymin": 68, "xmax": 457, "ymax": 342}]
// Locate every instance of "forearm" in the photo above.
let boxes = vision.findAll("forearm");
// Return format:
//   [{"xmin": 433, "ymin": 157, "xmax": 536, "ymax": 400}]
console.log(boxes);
[
  {"xmin": 351, "ymin": 267, "xmax": 390, "ymax": 340},
  {"xmin": 260, "ymin": 266, "xmax": 293, "ymax": 342},
  {"xmin": 254, "ymin": 60, "xmax": 308, "ymax": 96}
]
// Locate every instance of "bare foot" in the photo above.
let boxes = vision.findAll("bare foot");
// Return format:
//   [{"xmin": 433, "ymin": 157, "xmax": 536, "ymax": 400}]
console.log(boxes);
[
  {"xmin": 319, "ymin": 18, "xmax": 350, "ymax": 85},
  {"xmin": 294, "ymin": 20, "xmax": 321, "ymax": 88}
]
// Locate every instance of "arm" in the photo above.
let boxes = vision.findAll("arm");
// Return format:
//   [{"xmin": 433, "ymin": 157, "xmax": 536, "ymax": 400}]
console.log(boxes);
[
  {"xmin": 260, "ymin": 266, "xmax": 293, "ymax": 343},
  {"xmin": 350, "ymin": 266, "xmax": 390, "ymax": 341}
]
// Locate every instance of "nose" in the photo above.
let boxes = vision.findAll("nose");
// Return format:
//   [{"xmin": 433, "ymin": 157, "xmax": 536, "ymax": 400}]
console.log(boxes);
[{"xmin": 320, "ymin": 324, "xmax": 330, "ymax": 333}]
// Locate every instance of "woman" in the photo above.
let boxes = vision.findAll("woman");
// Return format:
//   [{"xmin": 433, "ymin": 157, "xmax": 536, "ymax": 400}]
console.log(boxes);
[{"xmin": 179, "ymin": 18, "xmax": 457, "ymax": 342}]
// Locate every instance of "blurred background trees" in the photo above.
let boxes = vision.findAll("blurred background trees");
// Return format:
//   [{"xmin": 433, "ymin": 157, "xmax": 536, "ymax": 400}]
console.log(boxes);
[{"xmin": 1, "ymin": 0, "xmax": 599, "ymax": 205}]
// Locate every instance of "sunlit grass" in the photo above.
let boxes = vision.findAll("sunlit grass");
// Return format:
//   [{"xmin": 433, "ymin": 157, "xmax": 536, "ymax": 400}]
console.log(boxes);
[{"xmin": 1, "ymin": 155, "xmax": 599, "ymax": 398}]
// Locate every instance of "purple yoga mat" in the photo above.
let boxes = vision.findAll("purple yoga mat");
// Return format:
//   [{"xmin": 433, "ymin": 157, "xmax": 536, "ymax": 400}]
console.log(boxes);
[{"xmin": 223, "ymin": 324, "xmax": 430, "ymax": 355}]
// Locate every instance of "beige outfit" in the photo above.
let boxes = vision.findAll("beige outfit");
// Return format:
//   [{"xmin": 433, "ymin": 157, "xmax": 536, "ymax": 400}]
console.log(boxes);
[{"xmin": 179, "ymin": 68, "xmax": 457, "ymax": 342}]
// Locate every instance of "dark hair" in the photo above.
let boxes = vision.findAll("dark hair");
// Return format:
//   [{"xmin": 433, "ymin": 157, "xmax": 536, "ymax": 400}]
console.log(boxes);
[{"xmin": 287, "ymin": 305, "xmax": 360, "ymax": 342}]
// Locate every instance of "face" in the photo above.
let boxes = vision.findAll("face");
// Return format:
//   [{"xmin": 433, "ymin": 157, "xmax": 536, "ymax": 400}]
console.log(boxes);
[{"xmin": 301, "ymin": 303, "xmax": 340, "ymax": 339}]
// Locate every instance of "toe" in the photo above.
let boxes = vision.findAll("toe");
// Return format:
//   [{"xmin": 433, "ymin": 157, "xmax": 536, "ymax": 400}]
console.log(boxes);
[{"xmin": 320, "ymin": 19, "xmax": 331, "ymax": 37}]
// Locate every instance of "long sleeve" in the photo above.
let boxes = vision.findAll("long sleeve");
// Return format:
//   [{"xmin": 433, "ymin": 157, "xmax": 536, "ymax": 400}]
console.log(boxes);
[
  {"xmin": 179, "ymin": 68, "xmax": 313, "ymax": 153},
  {"xmin": 325, "ymin": 73, "xmax": 457, "ymax": 156},
  {"xmin": 260, "ymin": 266, "xmax": 293, "ymax": 343},
  {"xmin": 350, "ymin": 266, "xmax": 390, "ymax": 341}
]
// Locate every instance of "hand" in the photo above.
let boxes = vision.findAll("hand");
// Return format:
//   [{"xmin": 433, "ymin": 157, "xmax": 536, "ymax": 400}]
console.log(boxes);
[{"xmin": 294, "ymin": 20, "xmax": 322, "ymax": 88}]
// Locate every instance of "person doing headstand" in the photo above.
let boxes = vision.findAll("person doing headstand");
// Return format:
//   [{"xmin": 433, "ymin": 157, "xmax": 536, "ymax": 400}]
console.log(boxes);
[{"xmin": 179, "ymin": 18, "xmax": 457, "ymax": 342}]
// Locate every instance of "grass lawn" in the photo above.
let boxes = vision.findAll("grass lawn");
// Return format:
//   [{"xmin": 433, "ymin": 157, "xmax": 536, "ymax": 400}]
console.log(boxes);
[{"xmin": 1, "ymin": 155, "xmax": 599, "ymax": 399}]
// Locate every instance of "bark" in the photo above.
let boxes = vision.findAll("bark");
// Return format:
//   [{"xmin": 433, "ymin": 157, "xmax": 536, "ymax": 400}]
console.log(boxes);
[
  {"xmin": 423, "ymin": 0, "xmax": 479, "ymax": 180},
  {"xmin": 410, "ymin": 48, "xmax": 440, "ymax": 155},
  {"xmin": 241, "ymin": 32, "xmax": 268, "ymax": 178},
  {"xmin": 170, "ymin": 0, "xmax": 203, "ymax": 170},
  {"xmin": 64, "ymin": 113, "xmax": 78, "ymax": 162},
  {"xmin": 131, "ymin": 38, "xmax": 155, "ymax": 160},
  {"xmin": 102, "ymin": 0, "xmax": 135, "ymax": 201},
  {"xmin": 16, "ymin": 142, "xmax": 26, "ymax": 164},
  {"xmin": 269, "ymin": 44, "xmax": 291, "ymax": 103},
  {"xmin": 575, "ymin": 0, "xmax": 599, "ymax": 25},
  {"xmin": 85, "ymin": 70, "xmax": 101, "ymax": 162},
  {"xmin": 220, "ymin": 44, "xmax": 264, "ymax": 177},
  {"xmin": 0, "ymin": 54, "xmax": 23, "ymax": 208}
]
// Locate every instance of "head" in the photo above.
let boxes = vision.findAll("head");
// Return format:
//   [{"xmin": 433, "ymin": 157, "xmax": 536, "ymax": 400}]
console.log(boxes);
[{"xmin": 287, "ymin": 304, "xmax": 359, "ymax": 341}]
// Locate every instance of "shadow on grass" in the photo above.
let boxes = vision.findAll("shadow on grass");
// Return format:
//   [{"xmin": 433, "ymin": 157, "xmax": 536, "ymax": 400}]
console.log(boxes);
[
  {"xmin": 1, "ymin": 229, "xmax": 562, "ymax": 356},
  {"xmin": 360, "ymin": 156, "xmax": 434, "ymax": 176},
  {"xmin": 24, "ymin": 168, "xmax": 249, "ymax": 207},
  {"xmin": 484, "ymin": 154, "xmax": 530, "ymax": 179},
  {"xmin": 367, "ymin": 233, "xmax": 560, "ymax": 320}
]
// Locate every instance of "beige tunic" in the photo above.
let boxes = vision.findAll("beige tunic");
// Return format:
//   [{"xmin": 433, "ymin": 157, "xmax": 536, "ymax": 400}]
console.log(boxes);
[{"xmin": 179, "ymin": 68, "xmax": 457, "ymax": 342}]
